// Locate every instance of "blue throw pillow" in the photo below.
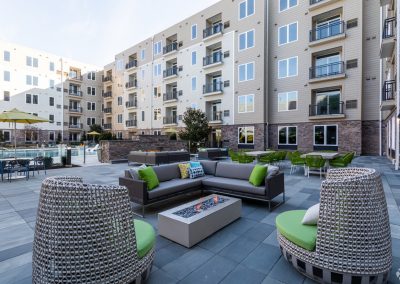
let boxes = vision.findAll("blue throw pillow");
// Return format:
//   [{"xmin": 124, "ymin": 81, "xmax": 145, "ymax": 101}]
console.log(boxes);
[
  {"xmin": 188, "ymin": 166, "xmax": 205, "ymax": 179},
  {"xmin": 190, "ymin": 161, "xmax": 201, "ymax": 168}
]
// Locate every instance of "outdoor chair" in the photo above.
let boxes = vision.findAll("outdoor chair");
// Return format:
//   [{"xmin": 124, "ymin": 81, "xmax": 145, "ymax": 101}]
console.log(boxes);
[
  {"xmin": 32, "ymin": 176, "xmax": 155, "ymax": 284},
  {"xmin": 238, "ymin": 153, "xmax": 254, "ymax": 163},
  {"xmin": 290, "ymin": 152, "xmax": 305, "ymax": 175},
  {"xmin": 305, "ymin": 155, "xmax": 325, "ymax": 179},
  {"xmin": 0, "ymin": 161, "xmax": 10, "ymax": 182},
  {"xmin": 329, "ymin": 152, "xmax": 355, "ymax": 168},
  {"xmin": 259, "ymin": 153, "xmax": 274, "ymax": 164},
  {"xmin": 29, "ymin": 156, "xmax": 46, "ymax": 176},
  {"xmin": 278, "ymin": 151, "xmax": 287, "ymax": 167},
  {"xmin": 228, "ymin": 149, "xmax": 239, "ymax": 162},
  {"xmin": 276, "ymin": 168, "xmax": 392, "ymax": 283}
]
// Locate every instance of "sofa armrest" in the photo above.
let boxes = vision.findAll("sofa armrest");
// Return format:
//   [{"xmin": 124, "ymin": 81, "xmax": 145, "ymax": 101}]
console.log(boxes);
[
  {"xmin": 265, "ymin": 172, "xmax": 284, "ymax": 200},
  {"xmin": 119, "ymin": 176, "xmax": 148, "ymax": 205}
]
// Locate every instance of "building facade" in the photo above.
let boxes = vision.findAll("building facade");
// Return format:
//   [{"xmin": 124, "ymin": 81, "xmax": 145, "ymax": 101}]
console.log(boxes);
[{"xmin": 0, "ymin": 41, "xmax": 103, "ymax": 144}]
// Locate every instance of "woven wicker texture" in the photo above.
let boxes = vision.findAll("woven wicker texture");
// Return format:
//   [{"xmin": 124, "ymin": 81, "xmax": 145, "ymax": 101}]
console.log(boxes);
[
  {"xmin": 278, "ymin": 168, "xmax": 392, "ymax": 283},
  {"xmin": 32, "ymin": 176, "xmax": 154, "ymax": 284}
]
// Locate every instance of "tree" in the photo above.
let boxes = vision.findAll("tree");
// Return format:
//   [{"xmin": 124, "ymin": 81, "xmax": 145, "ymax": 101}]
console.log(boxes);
[
  {"xmin": 89, "ymin": 124, "xmax": 103, "ymax": 133},
  {"xmin": 0, "ymin": 131, "xmax": 4, "ymax": 143},
  {"xmin": 99, "ymin": 132, "xmax": 113, "ymax": 141},
  {"xmin": 56, "ymin": 132, "xmax": 62, "ymax": 144},
  {"xmin": 179, "ymin": 109, "xmax": 210, "ymax": 152}
]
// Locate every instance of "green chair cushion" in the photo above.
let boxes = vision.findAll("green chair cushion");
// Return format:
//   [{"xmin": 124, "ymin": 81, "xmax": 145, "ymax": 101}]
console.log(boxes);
[
  {"xmin": 138, "ymin": 167, "xmax": 159, "ymax": 190},
  {"xmin": 276, "ymin": 210, "xmax": 317, "ymax": 251},
  {"xmin": 134, "ymin": 219, "xmax": 156, "ymax": 259},
  {"xmin": 249, "ymin": 164, "xmax": 267, "ymax": 186},
  {"xmin": 329, "ymin": 161, "xmax": 348, "ymax": 167}
]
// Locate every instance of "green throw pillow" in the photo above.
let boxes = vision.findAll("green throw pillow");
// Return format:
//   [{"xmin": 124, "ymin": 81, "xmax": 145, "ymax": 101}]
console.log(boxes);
[
  {"xmin": 249, "ymin": 165, "xmax": 268, "ymax": 186},
  {"xmin": 138, "ymin": 167, "xmax": 159, "ymax": 190}
]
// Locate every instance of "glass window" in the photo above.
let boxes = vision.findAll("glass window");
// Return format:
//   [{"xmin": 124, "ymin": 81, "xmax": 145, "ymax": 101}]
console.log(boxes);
[
  {"xmin": 239, "ymin": 1, "xmax": 246, "ymax": 19},
  {"xmin": 117, "ymin": 114, "xmax": 123, "ymax": 123},
  {"xmin": 278, "ymin": 91, "xmax": 297, "ymax": 111},
  {"xmin": 26, "ymin": 94, "xmax": 32, "ymax": 104},
  {"xmin": 140, "ymin": 49, "xmax": 145, "ymax": 60},
  {"xmin": 238, "ymin": 95, "xmax": 254, "ymax": 113},
  {"xmin": 239, "ymin": 30, "xmax": 255, "ymax": 50},
  {"xmin": 118, "ymin": 96, "xmax": 123, "ymax": 105},
  {"xmin": 33, "ymin": 76, "xmax": 38, "ymax": 86},
  {"xmin": 49, "ymin": 62, "xmax": 55, "ymax": 71},
  {"xmin": 4, "ymin": 51, "xmax": 10, "ymax": 61},
  {"xmin": 49, "ymin": 79, "xmax": 55, "ymax": 88},
  {"xmin": 154, "ymin": 63, "xmax": 161, "ymax": 76},
  {"xmin": 49, "ymin": 97, "xmax": 54, "ymax": 106},
  {"xmin": 278, "ymin": 57, "xmax": 297, "ymax": 78},
  {"xmin": 33, "ymin": 95, "xmax": 38, "ymax": 104},
  {"xmin": 279, "ymin": 22, "xmax": 297, "ymax": 45},
  {"xmin": 192, "ymin": 51, "xmax": 196, "ymax": 65},
  {"xmin": 278, "ymin": 126, "xmax": 297, "ymax": 145},
  {"xmin": 26, "ymin": 56, "xmax": 32, "ymax": 66},
  {"xmin": 191, "ymin": 77, "xmax": 197, "ymax": 91},
  {"xmin": 238, "ymin": 62, "xmax": 254, "ymax": 81},
  {"xmin": 280, "ymin": 0, "xmax": 297, "ymax": 12},
  {"xmin": 238, "ymin": 126, "xmax": 254, "ymax": 144},
  {"xmin": 314, "ymin": 125, "xmax": 337, "ymax": 145},
  {"xmin": 33, "ymin": 58, "xmax": 38, "ymax": 68},
  {"xmin": 49, "ymin": 115, "xmax": 54, "ymax": 123},
  {"xmin": 288, "ymin": 57, "xmax": 297, "ymax": 76},
  {"xmin": 289, "ymin": 22, "xmax": 298, "ymax": 42},
  {"xmin": 191, "ymin": 24, "xmax": 197, "ymax": 40},
  {"xmin": 240, "ymin": 0, "xmax": 255, "ymax": 19},
  {"xmin": 3, "ymin": 71, "xmax": 10, "ymax": 81},
  {"xmin": 153, "ymin": 41, "xmax": 162, "ymax": 55},
  {"xmin": 3, "ymin": 91, "xmax": 10, "ymax": 101}
]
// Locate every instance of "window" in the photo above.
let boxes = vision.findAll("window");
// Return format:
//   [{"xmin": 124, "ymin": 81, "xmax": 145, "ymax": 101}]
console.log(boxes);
[
  {"xmin": 154, "ymin": 130, "xmax": 161, "ymax": 136},
  {"xmin": 315, "ymin": 17, "xmax": 341, "ymax": 41},
  {"xmin": 49, "ymin": 79, "xmax": 55, "ymax": 88},
  {"xmin": 3, "ymin": 91, "xmax": 10, "ymax": 101},
  {"xmin": 191, "ymin": 77, "xmax": 197, "ymax": 91},
  {"xmin": 313, "ymin": 90, "xmax": 341, "ymax": 115},
  {"xmin": 153, "ymin": 86, "xmax": 161, "ymax": 97},
  {"xmin": 239, "ymin": 0, "xmax": 255, "ymax": 20},
  {"xmin": 116, "ymin": 132, "xmax": 123, "ymax": 139},
  {"xmin": 33, "ymin": 76, "xmax": 38, "ymax": 86},
  {"xmin": 117, "ymin": 96, "xmax": 123, "ymax": 105},
  {"xmin": 238, "ymin": 126, "xmax": 254, "ymax": 144},
  {"xmin": 87, "ymin": 102, "xmax": 96, "ymax": 111},
  {"xmin": 26, "ymin": 75, "xmax": 32, "ymax": 85},
  {"xmin": 140, "ymin": 49, "xmax": 145, "ymax": 60},
  {"xmin": 279, "ymin": 22, "xmax": 298, "ymax": 45},
  {"xmin": 279, "ymin": 0, "xmax": 297, "ymax": 12},
  {"xmin": 4, "ymin": 71, "xmax": 10, "ymax": 81},
  {"xmin": 49, "ymin": 97, "xmax": 54, "ymax": 106},
  {"xmin": 153, "ymin": 108, "xmax": 161, "ymax": 120},
  {"xmin": 87, "ymin": 117, "xmax": 96, "ymax": 126},
  {"xmin": 87, "ymin": 87, "xmax": 96, "ymax": 96},
  {"xmin": 117, "ymin": 114, "xmax": 123, "ymax": 124},
  {"xmin": 33, "ymin": 58, "xmax": 38, "ymax": 68},
  {"xmin": 154, "ymin": 41, "xmax": 162, "ymax": 55},
  {"xmin": 26, "ymin": 94, "xmax": 32, "ymax": 104},
  {"xmin": 49, "ymin": 114, "xmax": 54, "ymax": 123},
  {"xmin": 87, "ymin": 72, "xmax": 96, "ymax": 80},
  {"xmin": 239, "ymin": 30, "xmax": 255, "ymax": 51},
  {"xmin": 238, "ymin": 62, "xmax": 254, "ymax": 81},
  {"xmin": 49, "ymin": 62, "xmax": 55, "ymax": 71},
  {"xmin": 2, "ymin": 131, "xmax": 10, "ymax": 142},
  {"xmin": 4, "ymin": 51, "xmax": 10, "ymax": 61},
  {"xmin": 191, "ymin": 24, "xmax": 197, "ymax": 40},
  {"xmin": 154, "ymin": 63, "xmax": 161, "ymax": 76},
  {"xmin": 33, "ymin": 94, "xmax": 38, "ymax": 104},
  {"xmin": 278, "ymin": 126, "xmax": 297, "ymax": 145},
  {"xmin": 141, "ymin": 69, "xmax": 145, "ymax": 78},
  {"xmin": 238, "ymin": 94, "xmax": 254, "ymax": 113},
  {"xmin": 314, "ymin": 125, "xmax": 338, "ymax": 146},
  {"xmin": 49, "ymin": 132, "xmax": 55, "ymax": 141},
  {"xmin": 141, "ymin": 111, "xmax": 145, "ymax": 121},
  {"xmin": 278, "ymin": 91, "xmax": 297, "ymax": 111},
  {"xmin": 26, "ymin": 56, "xmax": 32, "ymax": 66},
  {"xmin": 191, "ymin": 51, "xmax": 197, "ymax": 65},
  {"xmin": 116, "ymin": 59, "xmax": 124, "ymax": 71},
  {"xmin": 278, "ymin": 56, "xmax": 298, "ymax": 78}
]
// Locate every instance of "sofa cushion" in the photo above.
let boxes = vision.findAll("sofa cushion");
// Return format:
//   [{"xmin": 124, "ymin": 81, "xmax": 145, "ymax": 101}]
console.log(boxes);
[
  {"xmin": 267, "ymin": 165, "xmax": 280, "ymax": 178},
  {"xmin": 249, "ymin": 165, "xmax": 268, "ymax": 186},
  {"xmin": 199, "ymin": 160, "xmax": 218, "ymax": 175},
  {"xmin": 215, "ymin": 162, "xmax": 255, "ymax": 180},
  {"xmin": 138, "ymin": 167, "xmax": 159, "ymax": 190},
  {"xmin": 148, "ymin": 178, "xmax": 203, "ymax": 199},
  {"xmin": 129, "ymin": 164, "xmax": 147, "ymax": 180},
  {"xmin": 133, "ymin": 219, "xmax": 156, "ymax": 258},
  {"xmin": 152, "ymin": 164, "xmax": 181, "ymax": 182},
  {"xmin": 202, "ymin": 177, "xmax": 266, "ymax": 196},
  {"xmin": 276, "ymin": 210, "xmax": 317, "ymax": 251}
]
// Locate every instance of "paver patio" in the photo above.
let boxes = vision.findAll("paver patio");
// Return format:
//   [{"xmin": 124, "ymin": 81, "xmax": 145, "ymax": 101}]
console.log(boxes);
[{"xmin": 0, "ymin": 156, "xmax": 399, "ymax": 283}]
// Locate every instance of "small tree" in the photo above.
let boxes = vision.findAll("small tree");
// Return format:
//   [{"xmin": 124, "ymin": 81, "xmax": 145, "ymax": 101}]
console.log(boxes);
[
  {"xmin": 179, "ymin": 109, "xmax": 210, "ymax": 153},
  {"xmin": 99, "ymin": 132, "xmax": 113, "ymax": 141},
  {"xmin": 89, "ymin": 124, "xmax": 103, "ymax": 133},
  {"xmin": 56, "ymin": 132, "xmax": 62, "ymax": 144},
  {"xmin": 0, "ymin": 131, "xmax": 4, "ymax": 143}
]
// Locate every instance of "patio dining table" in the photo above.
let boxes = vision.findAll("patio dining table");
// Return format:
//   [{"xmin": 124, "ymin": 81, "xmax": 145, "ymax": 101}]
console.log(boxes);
[
  {"xmin": 300, "ymin": 152, "xmax": 339, "ymax": 176},
  {"xmin": 245, "ymin": 150, "xmax": 276, "ymax": 162},
  {"xmin": 0, "ymin": 157, "xmax": 33, "ymax": 181}
]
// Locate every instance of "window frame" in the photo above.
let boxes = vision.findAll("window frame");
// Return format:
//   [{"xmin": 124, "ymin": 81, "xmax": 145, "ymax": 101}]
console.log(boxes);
[
  {"xmin": 278, "ymin": 126, "xmax": 297, "ymax": 145},
  {"xmin": 238, "ymin": 126, "xmax": 255, "ymax": 145},
  {"xmin": 238, "ymin": 94, "xmax": 255, "ymax": 113},
  {"xmin": 278, "ymin": 22, "xmax": 298, "ymax": 46},
  {"xmin": 313, "ymin": 124, "xmax": 338, "ymax": 146},
  {"xmin": 191, "ymin": 24, "xmax": 197, "ymax": 40},
  {"xmin": 278, "ymin": 56, "xmax": 298, "ymax": 79},
  {"xmin": 153, "ymin": 41, "xmax": 162, "ymax": 56},
  {"xmin": 191, "ymin": 51, "xmax": 197, "ymax": 65},
  {"xmin": 239, "ymin": 0, "xmax": 255, "ymax": 20},
  {"xmin": 279, "ymin": 0, "xmax": 298, "ymax": 13},
  {"xmin": 278, "ymin": 91, "xmax": 298, "ymax": 112},
  {"xmin": 238, "ymin": 29, "xmax": 255, "ymax": 51},
  {"xmin": 238, "ymin": 62, "xmax": 255, "ymax": 82},
  {"xmin": 2, "ymin": 130, "xmax": 11, "ymax": 142},
  {"xmin": 191, "ymin": 76, "xmax": 197, "ymax": 91}
]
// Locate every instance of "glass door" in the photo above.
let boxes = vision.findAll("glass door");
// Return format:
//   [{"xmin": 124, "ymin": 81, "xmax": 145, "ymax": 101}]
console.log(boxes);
[
  {"xmin": 212, "ymin": 75, "xmax": 222, "ymax": 92},
  {"xmin": 315, "ymin": 90, "xmax": 340, "ymax": 115},
  {"xmin": 316, "ymin": 16, "xmax": 341, "ymax": 40},
  {"xmin": 315, "ymin": 53, "xmax": 341, "ymax": 77}
]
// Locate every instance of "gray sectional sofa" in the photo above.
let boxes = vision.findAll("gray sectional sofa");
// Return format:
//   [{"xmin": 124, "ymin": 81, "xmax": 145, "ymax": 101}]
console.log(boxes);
[
  {"xmin": 119, "ymin": 160, "xmax": 285, "ymax": 217},
  {"xmin": 197, "ymin": 148, "xmax": 229, "ymax": 160},
  {"xmin": 128, "ymin": 151, "xmax": 190, "ymax": 166}
]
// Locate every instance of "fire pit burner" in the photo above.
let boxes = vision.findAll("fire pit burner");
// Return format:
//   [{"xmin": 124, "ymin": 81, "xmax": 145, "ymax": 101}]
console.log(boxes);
[{"xmin": 173, "ymin": 196, "xmax": 228, "ymax": 218}]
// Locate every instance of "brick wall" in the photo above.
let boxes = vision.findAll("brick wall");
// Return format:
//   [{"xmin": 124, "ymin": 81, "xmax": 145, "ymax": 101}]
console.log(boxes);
[
  {"xmin": 361, "ymin": 120, "xmax": 382, "ymax": 155},
  {"xmin": 221, "ymin": 124, "xmax": 266, "ymax": 151}
]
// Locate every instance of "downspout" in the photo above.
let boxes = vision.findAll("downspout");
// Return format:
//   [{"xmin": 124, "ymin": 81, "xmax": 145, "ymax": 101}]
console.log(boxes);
[
  {"xmin": 264, "ymin": 0, "xmax": 269, "ymax": 150},
  {"xmin": 396, "ymin": 2, "xmax": 400, "ymax": 170},
  {"xmin": 379, "ymin": 5, "xmax": 383, "ymax": 156},
  {"xmin": 150, "ymin": 36, "xmax": 155, "ymax": 133},
  {"xmin": 60, "ymin": 58, "xmax": 64, "ymax": 142}
]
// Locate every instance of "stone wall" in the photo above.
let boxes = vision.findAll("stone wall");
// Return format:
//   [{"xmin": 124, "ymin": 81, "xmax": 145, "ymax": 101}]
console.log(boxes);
[
  {"xmin": 361, "ymin": 120, "xmax": 382, "ymax": 155},
  {"xmin": 99, "ymin": 135, "xmax": 187, "ymax": 163},
  {"xmin": 221, "ymin": 124, "xmax": 266, "ymax": 151}
]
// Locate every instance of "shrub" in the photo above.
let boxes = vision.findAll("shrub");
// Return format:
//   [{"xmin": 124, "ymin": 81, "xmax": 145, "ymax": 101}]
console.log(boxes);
[{"xmin": 43, "ymin": 157, "xmax": 53, "ymax": 169}]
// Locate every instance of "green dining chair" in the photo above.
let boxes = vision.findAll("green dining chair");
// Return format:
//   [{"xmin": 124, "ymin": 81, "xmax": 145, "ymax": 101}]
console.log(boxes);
[
  {"xmin": 259, "ymin": 153, "xmax": 274, "ymax": 164},
  {"xmin": 305, "ymin": 155, "xmax": 326, "ymax": 179},
  {"xmin": 290, "ymin": 152, "xmax": 305, "ymax": 175}
]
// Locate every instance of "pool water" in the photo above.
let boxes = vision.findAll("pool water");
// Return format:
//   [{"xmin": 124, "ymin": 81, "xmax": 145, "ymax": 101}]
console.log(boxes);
[{"xmin": 0, "ymin": 146, "xmax": 97, "ymax": 159}]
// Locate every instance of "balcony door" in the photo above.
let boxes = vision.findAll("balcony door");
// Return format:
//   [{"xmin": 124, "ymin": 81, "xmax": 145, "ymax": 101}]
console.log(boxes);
[
  {"xmin": 212, "ymin": 75, "xmax": 222, "ymax": 91},
  {"xmin": 212, "ymin": 47, "xmax": 222, "ymax": 63},
  {"xmin": 315, "ymin": 53, "xmax": 341, "ymax": 77},
  {"xmin": 315, "ymin": 90, "xmax": 340, "ymax": 115},
  {"xmin": 211, "ymin": 102, "xmax": 221, "ymax": 120},
  {"xmin": 316, "ymin": 16, "xmax": 341, "ymax": 40}
]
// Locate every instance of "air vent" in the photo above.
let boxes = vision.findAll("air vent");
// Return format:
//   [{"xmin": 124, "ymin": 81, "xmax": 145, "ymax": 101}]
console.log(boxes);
[
  {"xmin": 224, "ymin": 51, "xmax": 230, "ymax": 58},
  {"xmin": 224, "ymin": 21, "xmax": 230, "ymax": 29},
  {"xmin": 346, "ymin": 100, "xmax": 357, "ymax": 109},
  {"xmin": 224, "ymin": 80, "xmax": 230, "ymax": 87},
  {"xmin": 346, "ymin": 59, "xmax": 358, "ymax": 69},
  {"xmin": 347, "ymin": 18, "xmax": 358, "ymax": 29},
  {"xmin": 223, "ymin": 110, "xmax": 230, "ymax": 117}
]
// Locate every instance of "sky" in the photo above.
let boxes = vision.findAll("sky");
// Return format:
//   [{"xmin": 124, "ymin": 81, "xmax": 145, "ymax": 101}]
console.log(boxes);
[{"xmin": 0, "ymin": 0, "xmax": 220, "ymax": 67}]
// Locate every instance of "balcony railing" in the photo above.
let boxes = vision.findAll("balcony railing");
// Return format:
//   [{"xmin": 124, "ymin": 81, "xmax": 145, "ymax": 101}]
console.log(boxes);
[
  {"xmin": 125, "ymin": 119, "xmax": 137, "ymax": 127},
  {"xmin": 103, "ymin": 107, "xmax": 112, "ymax": 113},
  {"xmin": 125, "ymin": 80, "xmax": 137, "ymax": 89},
  {"xmin": 163, "ymin": 66, "xmax": 178, "ymax": 78},
  {"xmin": 309, "ymin": 61, "xmax": 345, "ymax": 79},
  {"xmin": 163, "ymin": 116, "xmax": 178, "ymax": 124},
  {"xmin": 383, "ymin": 17, "xmax": 396, "ymax": 39},
  {"xmin": 102, "ymin": 75, "xmax": 112, "ymax": 82},
  {"xmin": 103, "ymin": 123, "xmax": 112, "ymax": 130},
  {"xmin": 125, "ymin": 60, "xmax": 137, "ymax": 69},
  {"xmin": 382, "ymin": 80, "xmax": 396, "ymax": 101},
  {"xmin": 203, "ymin": 52, "xmax": 223, "ymax": 66},
  {"xmin": 163, "ymin": 91, "xmax": 178, "ymax": 101},
  {"xmin": 69, "ymin": 75, "xmax": 83, "ymax": 81},
  {"xmin": 209, "ymin": 111, "xmax": 222, "ymax": 122},
  {"xmin": 125, "ymin": 100, "xmax": 138, "ymax": 108},
  {"xmin": 310, "ymin": 0, "xmax": 325, "ymax": 4},
  {"xmin": 203, "ymin": 82, "xmax": 223, "ymax": 94},
  {"xmin": 103, "ymin": 91, "xmax": 112, "ymax": 98},
  {"xmin": 69, "ymin": 107, "xmax": 82, "ymax": 113},
  {"xmin": 309, "ymin": 21, "xmax": 344, "ymax": 42},
  {"xmin": 203, "ymin": 23, "xmax": 223, "ymax": 39},
  {"xmin": 309, "ymin": 101, "xmax": 344, "ymax": 116},
  {"xmin": 163, "ymin": 42, "xmax": 178, "ymax": 55},
  {"xmin": 69, "ymin": 90, "xmax": 82, "ymax": 97},
  {"xmin": 69, "ymin": 123, "xmax": 83, "ymax": 129}
]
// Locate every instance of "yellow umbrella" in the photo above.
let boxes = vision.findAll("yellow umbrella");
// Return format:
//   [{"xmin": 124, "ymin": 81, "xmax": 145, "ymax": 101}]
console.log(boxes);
[
  {"xmin": 164, "ymin": 128, "xmax": 177, "ymax": 133},
  {"xmin": 0, "ymin": 108, "xmax": 48, "ymax": 157},
  {"xmin": 87, "ymin": 131, "xmax": 100, "ymax": 143}
]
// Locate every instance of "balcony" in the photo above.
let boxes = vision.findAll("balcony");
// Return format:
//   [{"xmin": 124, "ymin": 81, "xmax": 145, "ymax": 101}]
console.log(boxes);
[
  {"xmin": 103, "ymin": 107, "xmax": 112, "ymax": 114},
  {"xmin": 69, "ymin": 107, "xmax": 82, "ymax": 114},
  {"xmin": 309, "ymin": 21, "xmax": 345, "ymax": 47},
  {"xmin": 103, "ymin": 91, "xmax": 112, "ymax": 98},
  {"xmin": 309, "ymin": 101, "xmax": 345, "ymax": 119},
  {"xmin": 163, "ymin": 116, "xmax": 178, "ymax": 125},
  {"xmin": 125, "ymin": 119, "xmax": 137, "ymax": 127},
  {"xmin": 69, "ymin": 91, "xmax": 83, "ymax": 98},
  {"xmin": 381, "ymin": 80, "xmax": 396, "ymax": 111},
  {"xmin": 102, "ymin": 75, "xmax": 112, "ymax": 83},
  {"xmin": 103, "ymin": 123, "xmax": 112, "ymax": 130},
  {"xmin": 125, "ymin": 60, "xmax": 137, "ymax": 70},
  {"xmin": 309, "ymin": 0, "xmax": 342, "ymax": 11},
  {"xmin": 203, "ymin": 82, "xmax": 223, "ymax": 96},
  {"xmin": 163, "ymin": 66, "xmax": 178, "ymax": 79},
  {"xmin": 208, "ymin": 111, "xmax": 223, "ymax": 124},
  {"xmin": 380, "ymin": 0, "xmax": 393, "ymax": 6},
  {"xmin": 69, "ymin": 123, "xmax": 83, "ymax": 130},
  {"xmin": 163, "ymin": 42, "xmax": 178, "ymax": 55},
  {"xmin": 69, "ymin": 75, "xmax": 83, "ymax": 83},
  {"xmin": 203, "ymin": 23, "xmax": 223, "ymax": 40},
  {"xmin": 381, "ymin": 17, "xmax": 396, "ymax": 58},
  {"xmin": 163, "ymin": 91, "xmax": 178, "ymax": 102},
  {"xmin": 125, "ymin": 80, "xmax": 137, "ymax": 89},
  {"xmin": 309, "ymin": 61, "xmax": 345, "ymax": 83},
  {"xmin": 203, "ymin": 52, "xmax": 223, "ymax": 68},
  {"xmin": 125, "ymin": 100, "xmax": 138, "ymax": 108}
]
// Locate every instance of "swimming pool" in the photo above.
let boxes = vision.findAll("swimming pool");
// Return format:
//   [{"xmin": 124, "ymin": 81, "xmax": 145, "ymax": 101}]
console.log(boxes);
[{"xmin": 0, "ymin": 146, "xmax": 97, "ymax": 159}]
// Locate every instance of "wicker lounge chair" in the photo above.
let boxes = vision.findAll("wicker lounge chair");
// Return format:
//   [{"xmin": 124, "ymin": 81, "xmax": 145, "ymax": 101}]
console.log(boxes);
[
  {"xmin": 277, "ymin": 168, "xmax": 392, "ymax": 283},
  {"xmin": 32, "ymin": 176, "xmax": 155, "ymax": 284}
]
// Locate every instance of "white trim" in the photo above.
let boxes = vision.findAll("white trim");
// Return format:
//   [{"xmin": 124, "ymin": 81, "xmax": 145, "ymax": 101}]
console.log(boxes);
[
  {"xmin": 238, "ymin": 94, "xmax": 255, "ymax": 113},
  {"xmin": 238, "ymin": 62, "xmax": 255, "ymax": 82},
  {"xmin": 191, "ymin": 76, "xmax": 197, "ymax": 91},
  {"xmin": 191, "ymin": 51, "xmax": 197, "ymax": 65},
  {"xmin": 278, "ymin": 22, "xmax": 298, "ymax": 46},
  {"xmin": 278, "ymin": 56, "xmax": 298, "ymax": 79},
  {"xmin": 153, "ymin": 41, "xmax": 162, "ymax": 56},
  {"xmin": 313, "ymin": 124, "xmax": 338, "ymax": 146},
  {"xmin": 2, "ymin": 130, "xmax": 11, "ymax": 142},
  {"xmin": 278, "ymin": 91, "xmax": 298, "ymax": 112},
  {"xmin": 238, "ymin": 0, "xmax": 255, "ymax": 21},
  {"xmin": 278, "ymin": 126, "xmax": 297, "ymax": 145},
  {"xmin": 191, "ymin": 24, "xmax": 197, "ymax": 40},
  {"xmin": 237, "ymin": 126, "xmax": 255, "ymax": 145},
  {"xmin": 279, "ymin": 0, "xmax": 298, "ymax": 13},
  {"xmin": 238, "ymin": 29, "xmax": 255, "ymax": 51}
]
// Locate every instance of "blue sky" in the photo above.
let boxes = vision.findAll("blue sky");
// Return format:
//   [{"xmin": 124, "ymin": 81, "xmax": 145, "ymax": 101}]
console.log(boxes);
[{"xmin": 0, "ymin": 0, "xmax": 219, "ymax": 67}]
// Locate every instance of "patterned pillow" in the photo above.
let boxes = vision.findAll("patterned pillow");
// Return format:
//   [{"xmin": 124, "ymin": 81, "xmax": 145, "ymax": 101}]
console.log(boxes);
[
  {"xmin": 190, "ymin": 161, "xmax": 201, "ymax": 168},
  {"xmin": 188, "ymin": 166, "xmax": 205, "ymax": 179},
  {"xmin": 178, "ymin": 163, "xmax": 190, "ymax": 179}
]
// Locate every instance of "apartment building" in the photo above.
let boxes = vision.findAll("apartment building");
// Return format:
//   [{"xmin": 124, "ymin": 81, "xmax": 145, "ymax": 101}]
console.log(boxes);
[
  {"xmin": 103, "ymin": 0, "xmax": 381, "ymax": 154},
  {"xmin": 0, "ymin": 41, "xmax": 103, "ymax": 144}
]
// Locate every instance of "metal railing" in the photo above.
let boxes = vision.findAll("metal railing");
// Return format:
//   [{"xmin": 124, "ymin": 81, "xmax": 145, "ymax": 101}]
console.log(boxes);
[
  {"xmin": 209, "ymin": 111, "xmax": 222, "ymax": 121},
  {"xmin": 203, "ymin": 52, "xmax": 223, "ymax": 66},
  {"xmin": 310, "ymin": 0, "xmax": 325, "ymax": 4},
  {"xmin": 125, "ymin": 120, "xmax": 137, "ymax": 127},
  {"xmin": 125, "ymin": 60, "xmax": 137, "ymax": 69},
  {"xmin": 163, "ymin": 66, "xmax": 178, "ymax": 78},
  {"xmin": 69, "ymin": 90, "xmax": 82, "ymax": 97},
  {"xmin": 163, "ymin": 91, "xmax": 178, "ymax": 101},
  {"xmin": 163, "ymin": 116, "xmax": 177, "ymax": 124},
  {"xmin": 125, "ymin": 80, "xmax": 137, "ymax": 89},
  {"xmin": 309, "ymin": 21, "xmax": 344, "ymax": 42},
  {"xmin": 203, "ymin": 82, "xmax": 223, "ymax": 94},
  {"xmin": 382, "ymin": 80, "xmax": 396, "ymax": 101},
  {"xmin": 103, "ymin": 123, "xmax": 112, "ymax": 130},
  {"xmin": 69, "ymin": 75, "xmax": 83, "ymax": 81},
  {"xmin": 125, "ymin": 100, "xmax": 138, "ymax": 108},
  {"xmin": 102, "ymin": 91, "xmax": 112, "ymax": 98},
  {"xmin": 102, "ymin": 75, "xmax": 112, "ymax": 82},
  {"xmin": 69, "ymin": 107, "xmax": 82, "ymax": 113},
  {"xmin": 203, "ymin": 23, "xmax": 223, "ymax": 38},
  {"xmin": 69, "ymin": 123, "xmax": 83, "ymax": 129},
  {"xmin": 163, "ymin": 42, "xmax": 178, "ymax": 54},
  {"xmin": 309, "ymin": 61, "xmax": 345, "ymax": 79},
  {"xmin": 103, "ymin": 107, "xmax": 112, "ymax": 113},
  {"xmin": 383, "ymin": 17, "xmax": 396, "ymax": 39},
  {"xmin": 309, "ymin": 101, "xmax": 344, "ymax": 116}
]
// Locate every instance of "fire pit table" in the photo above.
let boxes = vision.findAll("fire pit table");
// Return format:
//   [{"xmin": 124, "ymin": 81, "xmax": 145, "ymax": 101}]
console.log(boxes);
[{"xmin": 158, "ymin": 194, "xmax": 241, "ymax": 248}]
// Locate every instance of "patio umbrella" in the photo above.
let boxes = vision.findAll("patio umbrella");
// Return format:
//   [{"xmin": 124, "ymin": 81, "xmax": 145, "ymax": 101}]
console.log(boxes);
[
  {"xmin": 164, "ymin": 128, "xmax": 177, "ymax": 133},
  {"xmin": 0, "ymin": 108, "xmax": 48, "ymax": 158},
  {"xmin": 87, "ymin": 131, "xmax": 100, "ymax": 143}
]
